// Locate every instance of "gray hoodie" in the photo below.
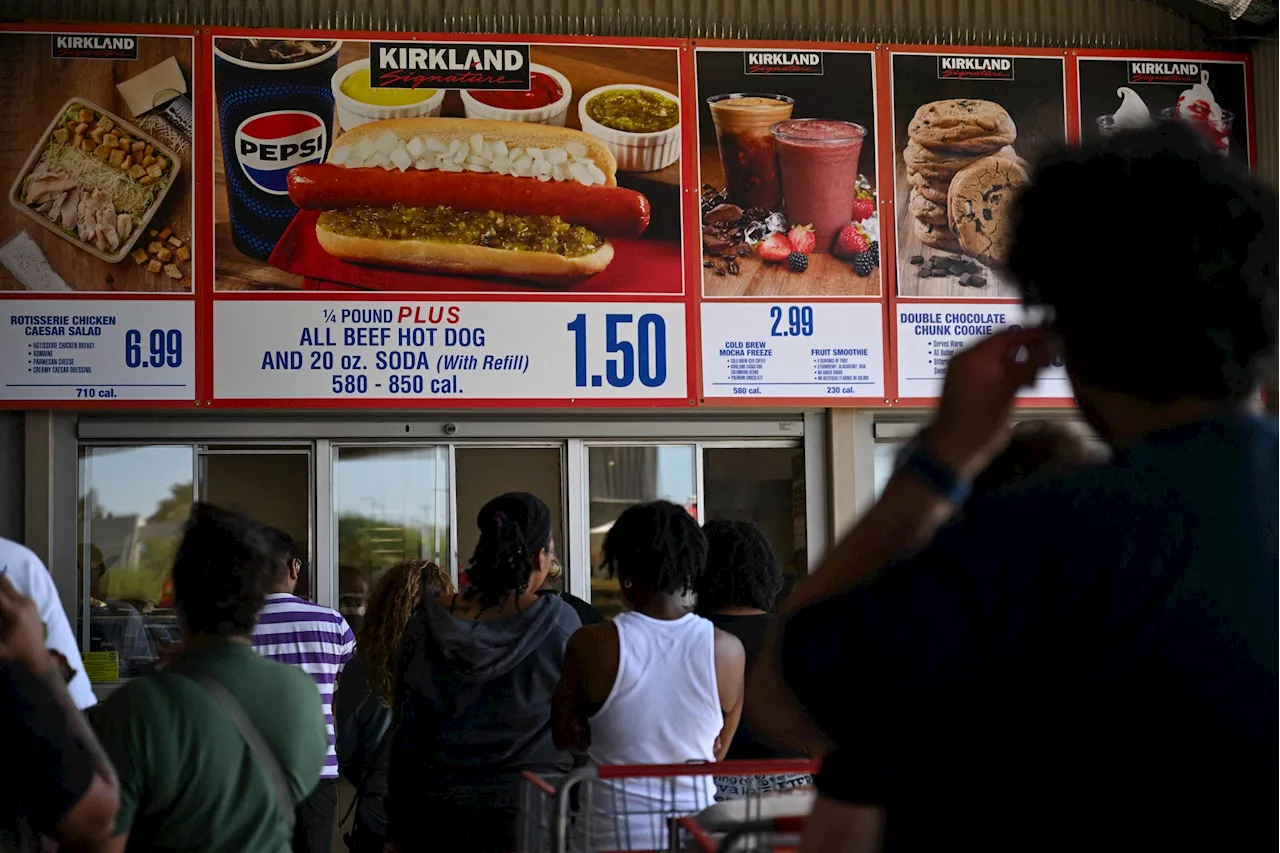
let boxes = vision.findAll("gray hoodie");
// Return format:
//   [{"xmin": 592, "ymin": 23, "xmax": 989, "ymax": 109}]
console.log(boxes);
[{"xmin": 390, "ymin": 593, "xmax": 581, "ymax": 787}]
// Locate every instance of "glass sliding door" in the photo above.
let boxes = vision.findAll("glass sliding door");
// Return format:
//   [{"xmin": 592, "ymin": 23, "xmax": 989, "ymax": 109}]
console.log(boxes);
[
  {"xmin": 78, "ymin": 445, "xmax": 194, "ymax": 680},
  {"xmin": 585, "ymin": 444, "xmax": 697, "ymax": 617},
  {"xmin": 332, "ymin": 445, "xmax": 451, "ymax": 606}
]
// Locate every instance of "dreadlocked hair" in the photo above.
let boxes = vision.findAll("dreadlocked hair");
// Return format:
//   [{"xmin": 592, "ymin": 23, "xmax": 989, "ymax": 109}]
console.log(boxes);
[
  {"xmin": 696, "ymin": 519, "xmax": 784, "ymax": 614},
  {"xmin": 359, "ymin": 560, "xmax": 453, "ymax": 708},
  {"xmin": 602, "ymin": 500, "xmax": 707, "ymax": 596},
  {"xmin": 467, "ymin": 512, "xmax": 537, "ymax": 610}
]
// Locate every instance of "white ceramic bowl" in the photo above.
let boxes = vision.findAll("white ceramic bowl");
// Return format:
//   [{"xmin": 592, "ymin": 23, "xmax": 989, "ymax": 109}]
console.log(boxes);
[
  {"xmin": 577, "ymin": 84, "xmax": 681, "ymax": 173},
  {"xmin": 459, "ymin": 64, "xmax": 572, "ymax": 126},
  {"xmin": 331, "ymin": 58, "xmax": 446, "ymax": 132}
]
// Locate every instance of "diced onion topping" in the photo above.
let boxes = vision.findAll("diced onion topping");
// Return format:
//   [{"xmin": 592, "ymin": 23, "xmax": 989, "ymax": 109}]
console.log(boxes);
[{"xmin": 329, "ymin": 135, "xmax": 607, "ymax": 186}]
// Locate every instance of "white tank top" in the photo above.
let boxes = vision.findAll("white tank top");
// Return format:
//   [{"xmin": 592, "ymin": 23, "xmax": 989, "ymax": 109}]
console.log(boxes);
[{"xmin": 586, "ymin": 611, "xmax": 722, "ymax": 851}]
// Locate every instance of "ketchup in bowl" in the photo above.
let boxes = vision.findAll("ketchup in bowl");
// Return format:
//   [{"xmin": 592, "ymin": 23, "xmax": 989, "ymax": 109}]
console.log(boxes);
[{"xmin": 471, "ymin": 71, "xmax": 563, "ymax": 110}]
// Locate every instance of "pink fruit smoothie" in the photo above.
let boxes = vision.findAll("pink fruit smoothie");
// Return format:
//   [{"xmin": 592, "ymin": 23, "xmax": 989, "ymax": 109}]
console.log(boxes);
[{"xmin": 771, "ymin": 119, "xmax": 866, "ymax": 253}]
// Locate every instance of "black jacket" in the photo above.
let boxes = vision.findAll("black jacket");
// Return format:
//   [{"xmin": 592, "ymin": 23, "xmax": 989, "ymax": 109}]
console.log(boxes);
[{"xmin": 335, "ymin": 654, "xmax": 392, "ymax": 836}]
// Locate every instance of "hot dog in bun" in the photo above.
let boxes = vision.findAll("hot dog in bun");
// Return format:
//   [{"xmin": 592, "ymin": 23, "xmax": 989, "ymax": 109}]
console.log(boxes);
[{"xmin": 287, "ymin": 117, "xmax": 651, "ymax": 285}]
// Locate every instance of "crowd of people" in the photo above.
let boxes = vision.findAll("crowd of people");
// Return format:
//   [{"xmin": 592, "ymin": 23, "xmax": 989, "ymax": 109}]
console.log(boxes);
[{"xmin": 1, "ymin": 121, "xmax": 1276, "ymax": 853}]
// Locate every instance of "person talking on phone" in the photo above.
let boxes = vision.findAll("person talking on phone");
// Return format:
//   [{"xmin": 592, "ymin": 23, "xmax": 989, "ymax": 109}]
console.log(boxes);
[{"xmin": 752, "ymin": 122, "xmax": 1277, "ymax": 853}]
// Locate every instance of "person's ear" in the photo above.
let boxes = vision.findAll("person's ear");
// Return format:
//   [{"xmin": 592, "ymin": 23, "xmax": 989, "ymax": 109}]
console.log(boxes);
[{"xmin": 290, "ymin": 558, "xmax": 300, "ymax": 582}]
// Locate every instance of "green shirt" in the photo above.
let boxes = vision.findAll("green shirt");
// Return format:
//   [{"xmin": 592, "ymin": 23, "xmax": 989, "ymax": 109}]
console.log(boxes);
[{"xmin": 93, "ymin": 639, "xmax": 328, "ymax": 852}]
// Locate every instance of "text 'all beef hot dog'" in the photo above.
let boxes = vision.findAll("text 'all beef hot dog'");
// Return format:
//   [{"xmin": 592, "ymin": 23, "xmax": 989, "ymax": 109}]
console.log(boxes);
[
  {"xmin": 288, "ymin": 166, "xmax": 650, "ymax": 239},
  {"xmin": 286, "ymin": 117, "xmax": 655, "ymax": 285}
]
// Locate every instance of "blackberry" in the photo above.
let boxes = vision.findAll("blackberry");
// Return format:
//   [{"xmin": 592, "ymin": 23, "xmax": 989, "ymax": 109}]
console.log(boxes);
[
  {"xmin": 868, "ymin": 241, "xmax": 880, "ymax": 266},
  {"xmin": 852, "ymin": 251, "xmax": 875, "ymax": 277},
  {"xmin": 788, "ymin": 251, "xmax": 809, "ymax": 272}
]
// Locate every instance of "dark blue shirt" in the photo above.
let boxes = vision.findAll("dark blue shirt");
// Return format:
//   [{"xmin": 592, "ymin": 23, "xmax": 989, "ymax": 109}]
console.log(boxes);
[{"xmin": 784, "ymin": 412, "xmax": 1278, "ymax": 852}]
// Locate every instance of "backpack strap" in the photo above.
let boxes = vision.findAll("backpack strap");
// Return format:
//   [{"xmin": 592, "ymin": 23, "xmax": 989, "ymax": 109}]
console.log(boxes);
[{"xmin": 179, "ymin": 672, "xmax": 297, "ymax": 834}]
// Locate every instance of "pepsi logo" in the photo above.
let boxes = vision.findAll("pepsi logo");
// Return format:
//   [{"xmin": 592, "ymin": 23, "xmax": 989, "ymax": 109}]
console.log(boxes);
[{"xmin": 234, "ymin": 110, "xmax": 327, "ymax": 195}]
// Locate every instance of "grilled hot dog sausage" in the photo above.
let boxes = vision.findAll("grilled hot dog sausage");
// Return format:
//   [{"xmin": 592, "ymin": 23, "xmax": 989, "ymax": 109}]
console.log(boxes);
[{"xmin": 288, "ymin": 165, "xmax": 650, "ymax": 238}]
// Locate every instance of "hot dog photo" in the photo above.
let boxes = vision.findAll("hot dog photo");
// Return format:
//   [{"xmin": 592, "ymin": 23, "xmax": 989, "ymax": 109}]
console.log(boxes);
[
  {"xmin": 213, "ymin": 37, "xmax": 686, "ymax": 294},
  {"xmin": 0, "ymin": 31, "xmax": 196, "ymax": 293}
]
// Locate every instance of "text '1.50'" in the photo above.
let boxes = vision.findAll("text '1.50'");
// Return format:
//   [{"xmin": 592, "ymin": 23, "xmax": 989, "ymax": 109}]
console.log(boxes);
[{"xmin": 567, "ymin": 313, "xmax": 668, "ymax": 389}]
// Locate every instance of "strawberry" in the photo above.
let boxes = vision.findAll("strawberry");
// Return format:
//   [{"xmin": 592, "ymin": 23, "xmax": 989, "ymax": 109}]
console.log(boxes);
[
  {"xmin": 756, "ymin": 233, "xmax": 793, "ymax": 263},
  {"xmin": 851, "ymin": 192, "xmax": 876, "ymax": 222},
  {"xmin": 835, "ymin": 224, "xmax": 869, "ymax": 259},
  {"xmin": 786, "ymin": 224, "xmax": 816, "ymax": 255}
]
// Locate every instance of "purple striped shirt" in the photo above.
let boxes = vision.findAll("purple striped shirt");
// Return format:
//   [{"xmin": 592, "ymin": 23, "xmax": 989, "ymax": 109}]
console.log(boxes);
[{"xmin": 252, "ymin": 593, "xmax": 355, "ymax": 778}]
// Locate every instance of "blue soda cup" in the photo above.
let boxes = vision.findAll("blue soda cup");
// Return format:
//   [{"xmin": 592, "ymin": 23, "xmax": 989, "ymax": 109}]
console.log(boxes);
[{"xmin": 214, "ymin": 38, "xmax": 342, "ymax": 261}]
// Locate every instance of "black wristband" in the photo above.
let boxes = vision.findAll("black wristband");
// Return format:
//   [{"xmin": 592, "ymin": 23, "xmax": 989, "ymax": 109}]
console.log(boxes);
[{"xmin": 899, "ymin": 442, "xmax": 972, "ymax": 505}]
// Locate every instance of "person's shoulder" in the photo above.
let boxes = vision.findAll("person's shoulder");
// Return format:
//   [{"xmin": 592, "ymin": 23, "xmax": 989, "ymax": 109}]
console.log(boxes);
[
  {"xmin": 95, "ymin": 672, "xmax": 174, "ymax": 732},
  {"xmin": 0, "ymin": 538, "xmax": 54, "ymax": 596},
  {"xmin": 538, "ymin": 591, "xmax": 584, "ymax": 634},
  {"xmin": 258, "ymin": 595, "xmax": 350, "ymax": 631}
]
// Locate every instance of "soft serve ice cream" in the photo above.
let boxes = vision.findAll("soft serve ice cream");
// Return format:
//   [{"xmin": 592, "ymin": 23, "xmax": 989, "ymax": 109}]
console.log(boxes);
[
  {"xmin": 1113, "ymin": 87, "xmax": 1152, "ymax": 130},
  {"xmin": 1173, "ymin": 70, "xmax": 1231, "ymax": 155},
  {"xmin": 1097, "ymin": 87, "xmax": 1152, "ymax": 137}
]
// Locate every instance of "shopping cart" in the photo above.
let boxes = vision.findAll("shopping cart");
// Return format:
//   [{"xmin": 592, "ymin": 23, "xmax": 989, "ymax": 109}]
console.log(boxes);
[{"xmin": 518, "ymin": 758, "xmax": 818, "ymax": 853}]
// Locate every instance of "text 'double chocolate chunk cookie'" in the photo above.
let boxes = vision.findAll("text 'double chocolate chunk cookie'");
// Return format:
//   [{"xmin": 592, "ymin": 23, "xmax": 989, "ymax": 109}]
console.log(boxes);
[
  {"xmin": 908, "ymin": 99, "xmax": 1017, "ymax": 152},
  {"xmin": 947, "ymin": 154, "xmax": 1031, "ymax": 268}
]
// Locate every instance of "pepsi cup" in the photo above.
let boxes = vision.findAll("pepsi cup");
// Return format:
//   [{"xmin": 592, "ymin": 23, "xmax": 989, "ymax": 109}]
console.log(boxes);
[{"xmin": 214, "ymin": 38, "xmax": 342, "ymax": 261}]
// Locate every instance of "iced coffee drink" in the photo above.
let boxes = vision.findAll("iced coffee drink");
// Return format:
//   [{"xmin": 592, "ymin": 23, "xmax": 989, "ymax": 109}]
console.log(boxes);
[{"xmin": 707, "ymin": 93, "xmax": 794, "ymax": 211}]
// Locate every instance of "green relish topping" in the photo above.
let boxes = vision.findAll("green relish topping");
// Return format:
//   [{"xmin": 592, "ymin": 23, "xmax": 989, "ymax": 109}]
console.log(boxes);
[
  {"xmin": 320, "ymin": 205, "xmax": 604, "ymax": 257},
  {"xmin": 586, "ymin": 89, "xmax": 679, "ymax": 134}
]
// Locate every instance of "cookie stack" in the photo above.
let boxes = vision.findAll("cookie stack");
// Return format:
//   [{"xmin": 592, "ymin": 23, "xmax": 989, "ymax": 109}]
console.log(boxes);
[{"xmin": 903, "ymin": 99, "xmax": 1018, "ymax": 256}]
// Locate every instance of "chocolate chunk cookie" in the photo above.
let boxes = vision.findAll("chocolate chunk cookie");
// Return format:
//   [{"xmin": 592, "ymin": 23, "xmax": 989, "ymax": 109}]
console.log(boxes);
[
  {"xmin": 947, "ymin": 154, "xmax": 1030, "ymax": 267},
  {"xmin": 908, "ymin": 99, "xmax": 1017, "ymax": 152},
  {"xmin": 913, "ymin": 217, "xmax": 962, "ymax": 252},
  {"xmin": 907, "ymin": 169, "xmax": 952, "ymax": 204},
  {"xmin": 908, "ymin": 188, "xmax": 949, "ymax": 225},
  {"xmin": 904, "ymin": 140, "xmax": 1019, "ymax": 176}
]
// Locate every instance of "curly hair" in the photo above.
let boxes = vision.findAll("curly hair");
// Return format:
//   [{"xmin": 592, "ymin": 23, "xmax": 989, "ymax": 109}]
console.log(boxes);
[
  {"xmin": 359, "ymin": 560, "xmax": 453, "ymax": 707},
  {"xmin": 696, "ymin": 520, "xmax": 784, "ymax": 614},
  {"xmin": 602, "ymin": 500, "xmax": 707, "ymax": 596}
]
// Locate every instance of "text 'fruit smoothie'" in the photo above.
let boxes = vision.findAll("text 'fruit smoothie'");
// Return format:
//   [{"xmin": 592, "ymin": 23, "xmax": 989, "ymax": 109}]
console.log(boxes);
[
  {"xmin": 771, "ymin": 118, "xmax": 865, "ymax": 253},
  {"xmin": 707, "ymin": 93, "xmax": 794, "ymax": 211}
]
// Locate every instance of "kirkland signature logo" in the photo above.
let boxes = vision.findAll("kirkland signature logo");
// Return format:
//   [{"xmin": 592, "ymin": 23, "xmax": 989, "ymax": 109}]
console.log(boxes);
[
  {"xmin": 52, "ymin": 34, "xmax": 138, "ymax": 60},
  {"xmin": 370, "ymin": 42, "xmax": 531, "ymax": 90},
  {"xmin": 744, "ymin": 52, "xmax": 824, "ymax": 75},
  {"xmin": 1128, "ymin": 61, "xmax": 1201, "ymax": 84},
  {"xmin": 937, "ymin": 55, "xmax": 1014, "ymax": 80}
]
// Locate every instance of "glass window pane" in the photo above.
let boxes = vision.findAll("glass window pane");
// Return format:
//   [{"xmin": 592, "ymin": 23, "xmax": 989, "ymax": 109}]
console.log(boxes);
[
  {"xmin": 79, "ymin": 445, "xmax": 193, "ymax": 681},
  {"xmin": 455, "ymin": 447, "xmax": 564, "ymax": 591},
  {"xmin": 703, "ymin": 446, "xmax": 805, "ymax": 601},
  {"xmin": 334, "ymin": 447, "xmax": 450, "ymax": 612},
  {"xmin": 873, "ymin": 441, "xmax": 903, "ymax": 500},
  {"xmin": 201, "ymin": 452, "xmax": 311, "ymax": 598},
  {"xmin": 588, "ymin": 445, "xmax": 696, "ymax": 617}
]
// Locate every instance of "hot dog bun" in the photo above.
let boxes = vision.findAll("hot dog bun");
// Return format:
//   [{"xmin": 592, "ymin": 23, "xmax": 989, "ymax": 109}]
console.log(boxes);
[
  {"xmin": 314, "ymin": 222, "xmax": 615, "ymax": 286},
  {"xmin": 329, "ymin": 117, "xmax": 619, "ymax": 186}
]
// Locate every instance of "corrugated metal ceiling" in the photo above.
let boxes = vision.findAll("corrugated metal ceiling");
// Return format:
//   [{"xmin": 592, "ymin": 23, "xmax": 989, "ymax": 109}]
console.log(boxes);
[{"xmin": 0, "ymin": 0, "xmax": 1264, "ymax": 49}]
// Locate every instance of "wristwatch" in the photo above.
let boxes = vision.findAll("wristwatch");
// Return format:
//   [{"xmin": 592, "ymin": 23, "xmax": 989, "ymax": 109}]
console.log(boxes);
[{"xmin": 898, "ymin": 439, "xmax": 972, "ymax": 505}]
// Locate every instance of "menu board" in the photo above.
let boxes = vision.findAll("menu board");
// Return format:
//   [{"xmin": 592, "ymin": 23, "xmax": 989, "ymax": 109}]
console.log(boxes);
[
  {"xmin": 208, "ymin": 32, "xmax": 692, "ymax": 405},
  {"xmin": 888, "ymin": 47, "xmax": 1072, "ymax": 403},
  {"xmin": 693, "ymin": 44, "xmax": 887, "ymax": 403},
  {"xmin": 1076, "ymin": 52, "xmax": 1252, "ymax": 167},
  {"xmin": 0, "ymin": 26, "xmax": 1256, "ymax": 411},
  {"xmin": 0, "ymin": 26, "xmax": 197, "ymax": 403}
]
